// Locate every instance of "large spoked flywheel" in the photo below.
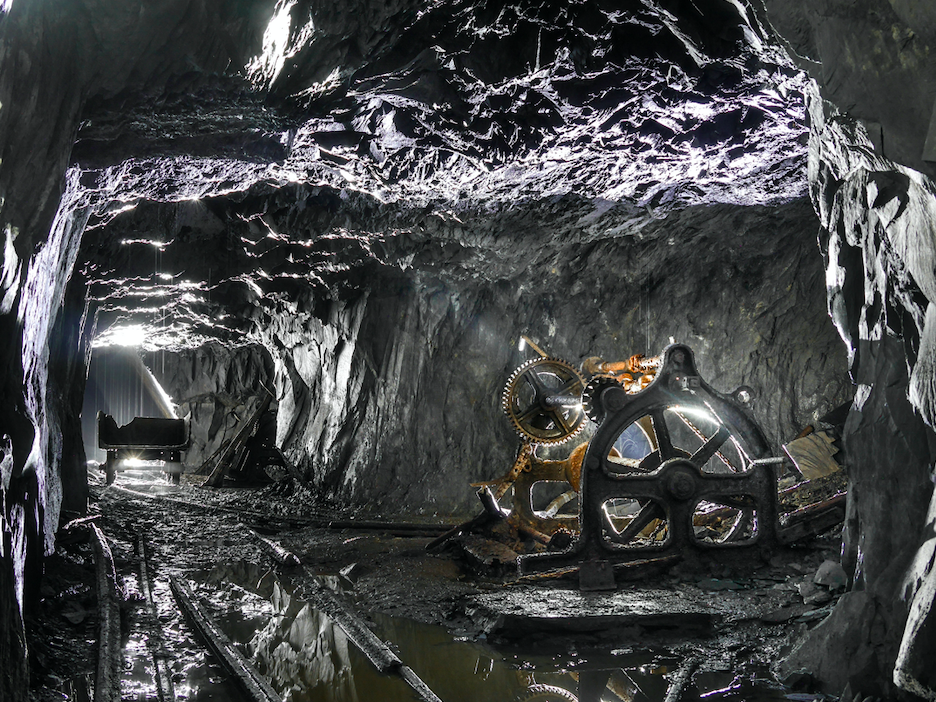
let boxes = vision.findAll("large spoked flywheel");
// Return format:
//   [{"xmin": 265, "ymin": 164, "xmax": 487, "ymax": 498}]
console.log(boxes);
[{"xmin": 503, "ymin": 357, "xmax": 587, "ymax": 445}]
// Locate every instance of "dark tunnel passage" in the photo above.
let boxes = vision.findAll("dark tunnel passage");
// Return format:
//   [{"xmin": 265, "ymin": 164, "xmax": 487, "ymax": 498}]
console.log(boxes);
[{"xmin": 3, "ymin": 1, "xmax": 936, "ymax": 701}]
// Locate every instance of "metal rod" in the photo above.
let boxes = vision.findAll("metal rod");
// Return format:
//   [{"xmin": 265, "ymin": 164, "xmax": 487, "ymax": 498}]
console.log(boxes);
[
  {"xmin": 170, "ymin": 577, "xmax": 283, "ymax": 702},
  {"xmin": 136, "ymin": 535, "xmax": 176, "ymax": 702},
  {"xmin": 521, "ymin": 335, "xmax": 548, "ymax": 358},
  {"xmin": 302, "ymin": 571, "xmax": 445, "ymax": 702},
  {"xmin": 673, "ymin": 410, "xmax": 737, "ymax": 471},
  {"xmin": 91, "ymin": 525, "xmax": 121, "ymax": 702}
]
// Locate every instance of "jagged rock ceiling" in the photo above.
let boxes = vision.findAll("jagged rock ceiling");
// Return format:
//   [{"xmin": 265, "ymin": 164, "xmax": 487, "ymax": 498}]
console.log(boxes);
[{"xmin": 74, "ymin": 0, "xmax": 812, "ymax": 349}]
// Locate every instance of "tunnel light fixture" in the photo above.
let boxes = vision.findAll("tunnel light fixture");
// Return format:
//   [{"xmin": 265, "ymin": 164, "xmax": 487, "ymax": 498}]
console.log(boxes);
[{"xmin": 99, "ymin": 324, "xmax": 145, "ymax": 347}]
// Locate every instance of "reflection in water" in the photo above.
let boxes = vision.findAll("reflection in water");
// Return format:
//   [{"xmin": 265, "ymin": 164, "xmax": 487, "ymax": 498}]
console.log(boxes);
[
  {"xmin": 242, "ymin": 577, "xmax": 790, "ymax": 702},
  {"xmin": 116, "ymin": 567, "xmax": 252, "ymax": 702},
  {"xmin": 251, "ymin": 580, "xmax": 364, "ymax": 701}
]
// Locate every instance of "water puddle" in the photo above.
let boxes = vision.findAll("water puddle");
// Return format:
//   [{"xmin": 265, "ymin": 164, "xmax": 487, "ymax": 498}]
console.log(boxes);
[
  {"xmin": 183, "ymin": 563, "xmax": 803, "ymax": 702},
  {"xmin": 119, "ymin": 565, "xmax": 253, "ymax": 702}
]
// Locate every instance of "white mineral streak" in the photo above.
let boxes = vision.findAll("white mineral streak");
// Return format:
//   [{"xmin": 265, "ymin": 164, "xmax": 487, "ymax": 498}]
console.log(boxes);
[{"xmin": 247, "ymin": 0, "xmax": 316, "ymax": 89}]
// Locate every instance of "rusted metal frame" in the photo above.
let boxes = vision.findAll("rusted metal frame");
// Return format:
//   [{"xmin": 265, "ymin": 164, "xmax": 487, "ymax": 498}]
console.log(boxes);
[
  {"xmin": 301, "ymin": 570, "xmax": 444, "ymax": 702},
  {"xmin": 585, "ymin": 354, "xmax": 661, "ymax": 375},
  {"xmin": 491, "ymin": 442, "xmax": 533, "ymax": 500},
  {"xmin": 542, "ymin": 490, "xmax": 577, "ymax": 517},
  {"xmin": 90, "ymin": 525, "xmax": 121, "ymax": 702},
  {"xmin": 515, "ymin": 523, "xmax": 554, "ymax": 544},
  {"xmin": 510, "ymin": 460, "xmax": 578, "ymax": 537},
  {"xmin": 170, "ymin": 576, "xmax": 283, "ymax": 702},
  {"xmin": 136, "ymin": 535, "xmax": 176, "ymax": 702}
]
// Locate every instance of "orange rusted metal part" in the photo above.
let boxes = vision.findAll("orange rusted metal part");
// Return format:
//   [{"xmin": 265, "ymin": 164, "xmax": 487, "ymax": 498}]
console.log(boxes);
[
  {"xmin": 583, "ymin": 354, "xmax": 660, "ymax": 376},
  {"xmin": 494, "ymin": 441, "xmax": 534, "ymax": 500},
  {"xmin": 563, "ymin": 441, "xmax": 588, "ymax": 493},
  {"xmin": 582, "ymin": 355, "xmax": 660, "ymax": 395}
]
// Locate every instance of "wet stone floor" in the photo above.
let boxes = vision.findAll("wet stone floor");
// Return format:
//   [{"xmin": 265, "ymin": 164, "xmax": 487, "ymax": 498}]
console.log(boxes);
[{"xmin": 28, "ymin": 468, "xmax": 846, "ymax": 702}]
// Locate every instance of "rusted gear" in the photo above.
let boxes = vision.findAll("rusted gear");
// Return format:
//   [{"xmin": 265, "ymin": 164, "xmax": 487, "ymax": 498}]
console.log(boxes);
[
  {"xmin": 517, "ymin": 684, "xmax": 579, "ymax": 702},
  {"xmin": 503, "ymin": 357, "xmax": 587, "ymax": 445},
  {"xmin": 581, "ymin": 375, "xmax": 624, "ymax": 425}
]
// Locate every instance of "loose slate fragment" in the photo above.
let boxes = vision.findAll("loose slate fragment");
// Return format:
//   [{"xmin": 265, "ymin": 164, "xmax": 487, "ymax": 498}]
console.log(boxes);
[{"xmin": 783, "ymin": 430, "xmax": 841, "ymax": 480}]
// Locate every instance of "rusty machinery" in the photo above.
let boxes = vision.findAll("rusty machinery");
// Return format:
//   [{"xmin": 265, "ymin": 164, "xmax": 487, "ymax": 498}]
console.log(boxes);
[
  {"xmin": 497, "ymin": 340, "xmax": 676, "ymax": 546},
  {"xmin": 496, "ymin": 340, "xmax": 842, "ymax": 590}
]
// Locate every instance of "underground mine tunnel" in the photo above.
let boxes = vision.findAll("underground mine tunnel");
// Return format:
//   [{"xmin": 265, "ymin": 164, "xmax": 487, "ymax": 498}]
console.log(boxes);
[{"xmin": 3, "ymin": 0, "xmax": 936, "ymax": 700}]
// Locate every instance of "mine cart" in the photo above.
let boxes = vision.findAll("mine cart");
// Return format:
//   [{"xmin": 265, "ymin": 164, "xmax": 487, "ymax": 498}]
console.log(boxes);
[{"xmin": 97, "ymin": 412, "xmax": 189, "ymax": 485}]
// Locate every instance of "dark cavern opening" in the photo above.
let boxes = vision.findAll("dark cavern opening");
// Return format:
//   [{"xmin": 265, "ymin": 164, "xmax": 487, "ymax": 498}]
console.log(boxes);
[{"xmin": 3, "ymin": 1, "xmax": 936, "ymax": 700}]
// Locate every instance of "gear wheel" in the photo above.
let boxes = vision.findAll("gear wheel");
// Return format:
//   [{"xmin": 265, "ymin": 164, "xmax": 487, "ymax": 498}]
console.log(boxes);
[
  {"xmin": 502, "ymin": 357, "xmax": 586, "ymax": 445},
  {"xmin": 581, "ymin": 374, "xmax": 624, "ymax": 425},
  {"xmin": 516, "ymin": 684, "xmax": 579, "ymax": 702}
]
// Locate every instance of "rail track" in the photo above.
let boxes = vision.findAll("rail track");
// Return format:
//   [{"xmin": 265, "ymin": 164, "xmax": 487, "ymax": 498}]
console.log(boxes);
[{"xmin": 80, "ymin": 474, "xmax": 454, "ymax": 702}]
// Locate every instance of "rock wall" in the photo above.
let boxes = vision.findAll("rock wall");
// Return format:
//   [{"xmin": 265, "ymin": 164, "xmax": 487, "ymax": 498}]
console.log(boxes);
[
  {"xmin": 779, "ymin": 82, "xmax": 936, "ymax": 699},
  {"xmin": 79, "ymin": 172, "xmax": 851, "ymax": 517},
  {"xmin": 251, "ymin": 192, "xmax": 850, "ymax": 517},
  {"xmin": 144, "ymin": 342, "xmax": 276, "ymax": 471},
  {"xmin": 761, "ymin": 0, "xmax": 936, "ymax": 179},
  {"xmin": 0, "ymin": 4, "xmax": 272, "ymax": 699},
  {"xmin": 0, "ymin": 1, "xmax": 907, "ymax": 699}
]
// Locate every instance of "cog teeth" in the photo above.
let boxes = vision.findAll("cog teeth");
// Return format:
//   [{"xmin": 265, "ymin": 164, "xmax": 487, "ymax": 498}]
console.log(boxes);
[
  {"xmin": 582, "ymin": 375, "xmax": 624, "ymax": 426},
  {"xmin": 502, "ymin": 356, "xmax": 586, "ymax": 445}
]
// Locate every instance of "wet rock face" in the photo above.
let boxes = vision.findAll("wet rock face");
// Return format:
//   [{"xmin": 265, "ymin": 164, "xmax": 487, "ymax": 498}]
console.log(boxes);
[
  {"xmin": 261, "ymin": 194, "xmax": 849, "ymax": 515},
  {"xmin": 142, "ymin": 343, "xmax": 276, "ymax": 471},
  {"xmin": 82, "ymin": 189, "xmax": 849, "ymax": 515},
  {"xmin": 776, "ymin": 83, "xmax": 936, "ymax": 699},
  {"xmin": 0, "ymin": 0, "xmax": 867, "ymax": 699},
  {"xmin": 67, "ymin": 0, "xmax": 850, "ymax": 516}
]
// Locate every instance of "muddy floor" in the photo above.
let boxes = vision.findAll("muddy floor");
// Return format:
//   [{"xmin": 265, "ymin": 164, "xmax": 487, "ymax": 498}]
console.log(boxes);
[{"xmin": 28, "ymin": 466, "xmax": 847, "ymax": 702}]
